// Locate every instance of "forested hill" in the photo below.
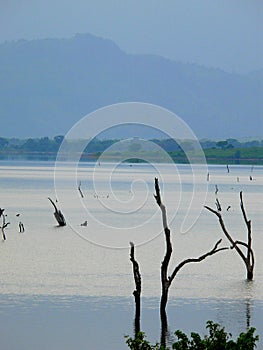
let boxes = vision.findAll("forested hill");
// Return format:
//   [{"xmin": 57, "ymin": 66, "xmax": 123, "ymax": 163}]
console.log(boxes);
[{"xmin": 0, "ymin": 33, "xmax": 262, "ymax": 139}]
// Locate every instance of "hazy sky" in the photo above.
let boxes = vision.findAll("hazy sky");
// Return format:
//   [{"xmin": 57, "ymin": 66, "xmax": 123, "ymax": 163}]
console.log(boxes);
[{"xmin": 1, "ymin": 0, "xmax": 262, "ymax": 73}]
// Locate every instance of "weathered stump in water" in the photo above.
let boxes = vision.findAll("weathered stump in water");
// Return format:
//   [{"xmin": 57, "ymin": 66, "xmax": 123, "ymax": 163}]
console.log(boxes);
[
  {"xmin": 48, "ymin": 198, "xmax": 66, "ymax": 226},
  {"xmin": 0, "ymin": 208, "xmax": 9, "ymax": 240}
]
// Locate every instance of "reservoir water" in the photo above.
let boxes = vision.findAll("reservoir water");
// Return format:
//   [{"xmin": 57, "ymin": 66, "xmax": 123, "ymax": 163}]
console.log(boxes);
[{"xmin": 0, "ymin": 161, "xmax": 262, "ymax": 349}]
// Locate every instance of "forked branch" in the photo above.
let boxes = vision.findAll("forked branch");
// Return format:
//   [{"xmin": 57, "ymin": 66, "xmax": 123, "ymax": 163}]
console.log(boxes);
[
  {"xmin": 231, "ymin": 240, "xmax": 255, "ymax": 271},
  {"xmin": 205, "ymin": 191, "xmax": 254, "ymax": 280}
]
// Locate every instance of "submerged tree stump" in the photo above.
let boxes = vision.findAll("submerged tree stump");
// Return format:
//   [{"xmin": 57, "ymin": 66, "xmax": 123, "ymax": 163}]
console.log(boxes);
[
  {"xmin": 48, "ymin": 198, "xmax": 66, "ymax": 226},
  {"xmin": 0, "ymin": 208, "xmax": 9, "ymax": 240}
]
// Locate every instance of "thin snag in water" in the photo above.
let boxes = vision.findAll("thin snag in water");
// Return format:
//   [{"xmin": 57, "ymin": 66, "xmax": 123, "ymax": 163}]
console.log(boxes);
[
  {"xmin": 129, "ymin": 242, "xmax": 141, "ymax": 336},
  {"xmin": 78, "ymin": 181, "xmax": 84, "ymax": 198}
]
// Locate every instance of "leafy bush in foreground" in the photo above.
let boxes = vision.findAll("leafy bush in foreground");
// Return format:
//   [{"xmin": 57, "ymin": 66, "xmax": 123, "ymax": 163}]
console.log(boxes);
[
  {"xmin": 125, "ymin": 321, "xmax": 259, "ymax": 350},
  {"xmin": 125, "ymin": 331, "xmax": 162, "ymax": 350}
]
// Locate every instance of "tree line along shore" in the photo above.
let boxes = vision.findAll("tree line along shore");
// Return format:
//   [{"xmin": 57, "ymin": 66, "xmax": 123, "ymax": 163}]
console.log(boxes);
[{"xmin": 0, "ymin": 136, "xmax": 262, "ymax": 165}]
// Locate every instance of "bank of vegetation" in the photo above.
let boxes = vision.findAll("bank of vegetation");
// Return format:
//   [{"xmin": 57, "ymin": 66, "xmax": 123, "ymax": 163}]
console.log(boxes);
[{"xmin": 0, "ymin": 136, "xmax": 262, "ymax": 164}]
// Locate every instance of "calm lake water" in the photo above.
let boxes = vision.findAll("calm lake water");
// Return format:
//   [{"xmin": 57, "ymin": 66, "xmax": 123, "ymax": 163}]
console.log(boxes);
[{"xmin": 0, "ymin": 161, "xmax": 262, "ymax": 349}]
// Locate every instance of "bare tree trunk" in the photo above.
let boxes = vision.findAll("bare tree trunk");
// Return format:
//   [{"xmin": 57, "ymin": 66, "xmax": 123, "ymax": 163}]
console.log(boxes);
[
  {"xmin": 154, "ymin": 178, "xmax": 227, "ymax": 348},
  {"xmin": 48, "ymin": 198, "xmax": 66, "ymax": 226},
  {"xmin": 205, "ymin": 191, "xmax": 255, "ymax": 280},
  {"xmin": 153, "ymin": 179, "xmax": 172, "ymax": 319},
  {"xmin": 240, "ymin": 191, "xmax": 254, "ymax": 280},
  {"xmin": 160, "ymin": 308, "xmax": 168, "ymax": 349},
  {"xmin": 129, "ymin": 242, "xmax": 141, "ymax": 337}
]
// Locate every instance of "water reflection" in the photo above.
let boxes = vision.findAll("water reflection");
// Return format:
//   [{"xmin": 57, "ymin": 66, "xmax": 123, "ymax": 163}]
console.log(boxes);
[
  {"xmin": 0, "ymin": 294, "xmax": 262, "ymax": 350},
  {"xmin": 246, "ymin": 298, "xmax": 252, "ymax": 330},
  {"xmin": 215, "ymin": 280, "xmax": 255, "ymax": 335}
]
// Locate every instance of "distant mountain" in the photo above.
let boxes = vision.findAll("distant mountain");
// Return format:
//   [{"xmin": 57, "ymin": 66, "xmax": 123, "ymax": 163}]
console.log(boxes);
[{"xmin": 0, "ymin": 33, "xmax": 262, "ymax": 139}]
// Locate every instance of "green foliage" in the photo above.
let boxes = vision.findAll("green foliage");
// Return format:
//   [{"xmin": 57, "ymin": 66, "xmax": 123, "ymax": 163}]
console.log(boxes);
[
  {"xmin": 125, "ymin": 332, "xmax": 163, "ymax": 350},
  {"xmin": 0, "ymin": 136, "xmax": 263, "ymax": 164},
  {"xmin": 172, "ymin": 321, "xmax": 259, "ymax": 350},
  {"xmin": 216, "ymin": 140, "xmax": 229, "ymax": 150},
  {"xmin": 203, "ymin": 147, "xmax": 263, "ymax": 165},
  {"xmin": 125, "ymin": 321, "xmax": 259, "ymax": 350}
]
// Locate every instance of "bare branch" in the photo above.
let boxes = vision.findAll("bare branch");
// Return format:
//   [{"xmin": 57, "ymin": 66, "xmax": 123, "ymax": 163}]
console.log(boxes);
[
  {"xmin": 154, "ymin": 177, "xmax": 161, "ymax": 206},
  {"xmin": 154, "ymin": 178, "xmax": 169, "ymax": 231},
  {"xmin": 240, "ymin": 191, "xmax": 249, "ymax": 225},
  {"xmin": 169, "ymin": 239, "xmax": 228, "ymax": 284},
  {"xmin": 215, "ymin": 198, "xmax": 222, "ymax": 211},
  {"xmin": 204, "ymin": 205, "xmax": 221, "ymax": 218},
  {"xmin": 205, "ymin": 192, "xmax": 255, "ymax": 280},
  {"xmin": 204, "ymin": 205, "xmax": 247, "ymax": 264}
]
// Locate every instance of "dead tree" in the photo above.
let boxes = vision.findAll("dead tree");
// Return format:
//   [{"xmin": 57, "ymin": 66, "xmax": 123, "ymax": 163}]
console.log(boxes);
[
  {"xmin": 48, "ymin": 198, "xmax": 66, "ymax": 226},
  {"xmin": 153, "ymin": 178, "xmax": 228, "ymax": 325},
  {"xmin": 129, "ymin": 242, "xmax": 141, "ymax": 337},
  {"xmin": 0, "ymin": 208, "xmax": 9, "ymax": 240},
  {"xmin": 205, "ymin": 191, "xmax": 255, "ymax": 280}
]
